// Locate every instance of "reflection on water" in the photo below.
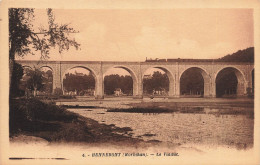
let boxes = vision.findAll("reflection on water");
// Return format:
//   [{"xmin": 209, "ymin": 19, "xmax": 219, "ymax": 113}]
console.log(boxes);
[{"xmin": 68, "ymin": 106, "xmax": 253, "ymax": 150}]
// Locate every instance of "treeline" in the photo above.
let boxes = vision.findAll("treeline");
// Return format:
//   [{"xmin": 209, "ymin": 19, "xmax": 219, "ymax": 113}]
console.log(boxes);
[
  {"xmin": 104, "ymin": 75, "xmax": 133, "ymax": 95},
  {"xmin": 63, "ymin": 72, "xmax": 171, "ymax": 96},
  {"xmin": 63, "ymin": 73, "xmax": 134, "ymax": 96},
  {"xmin": 143, "ymin": 71, "xmax": 169, "ymax": 95},
  {"xmin": 216, "ymin": 71, "xmax": 238, "ymax": 97},
  {"xmin": 180, "ymin": 70, "xmax": 204, "ymax": 95},
  {"xmin": 63, "ymin": 73, "xmax": 95, "ymax": 93}
]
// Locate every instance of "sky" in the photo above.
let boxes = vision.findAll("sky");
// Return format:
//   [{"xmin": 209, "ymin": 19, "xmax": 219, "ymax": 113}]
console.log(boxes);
[
  {"xmin": 66, "ymin": 67, "xmax": 163, "ymax": 76},
  {"xmin": 16, "ymin": 8, "xmax": 254, "ymax": 62}
]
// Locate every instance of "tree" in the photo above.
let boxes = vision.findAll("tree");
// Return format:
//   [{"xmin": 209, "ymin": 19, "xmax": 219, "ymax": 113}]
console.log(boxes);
[
  {"xmin": 216, "ymin": 71, "xmax": 238, "ymax": 97},
  {"xmin": 9, "ymin": 8, "xmax": 80, "ymax": 97},
  {"xmin": 40, "ymin": 69, "xmax": 53, "ymax": 94},
  {"xmin": 26, "ymin": 68, "xmax": 44, "ymax": 97},
  {"xmin": 9, "ymin": 62, "xmax": 24, "ymax": 97},
  {"xmin": 180, "ymin": 70, "xmax": 204, "ymax": 95},
  {"xmin": 104, "ymin": 74, "xmax": 133, "ymax": 95},
  {"xmin": 63, "ymin": 72, "xmax": 95, "ymax": 95},
  {"xmin": 143, "ymin": 71, "xmax": 169, "ymax": 95},
  {"xmin": 9, "ymin": 8, "xmax": 80, "ymax": 60}
]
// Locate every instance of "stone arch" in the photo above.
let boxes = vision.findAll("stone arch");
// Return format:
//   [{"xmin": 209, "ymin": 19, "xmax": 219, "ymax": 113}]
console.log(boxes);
[
  {"xmin": 39, "ymin": 65, "xmax": 53, "ymax": 72},
  {"xmin": 62, "ymin": 66, "xmax": 97, "ymax": 96},
  {"xmin": 179, "ymin": 67, "xmax": 211, "ymax": 97},
  {"xmin": 22, "ymin": 65, "xmax": 33, "ymax": 70},
  {"xmin": 103, "ymin": 65, "xmax": 138, "ymax": 96},
  {"xmin": 142, "ymin": 66, "xmax": 175, "ymax": 96},
  {"xmin": 215, "ymin": 67, "xmax": 246, "ymax": 97}
]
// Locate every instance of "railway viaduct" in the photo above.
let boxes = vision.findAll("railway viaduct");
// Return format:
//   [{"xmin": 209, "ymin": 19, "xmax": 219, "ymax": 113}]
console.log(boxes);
[{"xmin": 16, "ymin": 60, "xmax": 254, "ymax": 99}]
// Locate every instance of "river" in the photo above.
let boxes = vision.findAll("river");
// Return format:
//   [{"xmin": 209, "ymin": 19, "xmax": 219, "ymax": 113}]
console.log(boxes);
[{"xmin": 66, "ymin": 99, "xmax": 254, "ymax": 150}]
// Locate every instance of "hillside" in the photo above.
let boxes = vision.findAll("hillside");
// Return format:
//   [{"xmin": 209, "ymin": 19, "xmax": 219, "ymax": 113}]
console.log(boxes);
[
  {"xmin": 217, "ymin": 47, "xmax": 254, "ymax": 62},
  {"xmin": 145, "ymin": 47, "xmax": 254, "ymax": 63}
]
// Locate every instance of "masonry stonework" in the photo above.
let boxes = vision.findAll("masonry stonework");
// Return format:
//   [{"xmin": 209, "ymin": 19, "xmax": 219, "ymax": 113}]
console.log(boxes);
[{"xmin": 16, "ymin": 60, "xmax": 254, "ymax": 99}]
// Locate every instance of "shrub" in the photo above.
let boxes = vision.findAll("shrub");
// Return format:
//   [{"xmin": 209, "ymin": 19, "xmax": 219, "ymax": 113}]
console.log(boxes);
[
  {"xmin": 59, "ymin": 95, "xmax": 75, "ymax": 99},
  {"xmin": 54, "ymin": 88, "xmax": 63, "ymax": 96},
  {"xmin": 9, "ymin": 98, "xmax": 79, "ymax": 135}
]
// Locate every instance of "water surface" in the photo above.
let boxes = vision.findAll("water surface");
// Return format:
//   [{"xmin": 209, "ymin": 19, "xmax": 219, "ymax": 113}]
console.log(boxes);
[{"xmin": 68, "ymin": 105, "xmax": 253, "ymax": 150}]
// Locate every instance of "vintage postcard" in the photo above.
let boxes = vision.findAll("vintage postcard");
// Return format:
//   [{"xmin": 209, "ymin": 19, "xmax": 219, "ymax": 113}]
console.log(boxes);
[{"xmin": 0, "ymin": 0, "xmax": 260, "ymax": 164}]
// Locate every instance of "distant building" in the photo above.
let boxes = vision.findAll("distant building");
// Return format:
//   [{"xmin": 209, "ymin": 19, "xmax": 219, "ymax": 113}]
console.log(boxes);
[
  {"xmin": 152, "ymin": 88, "xmax": 167, "ymax": 95},
  {"xmin": 85, "ymin": 88, "xmax": 95, "ymax": 96},
  {"xmin": 114, "ymin": 88, "xmax": 123, "ymax": 96},
  {"xmin": 64, "ymin": 88, "xmax": 95, "ymax": 96},
  {"xmin": 74, "ymin": 71, "xmax": 85, "ymax": 76},
  {"xmin": 75, "ymin": 72, "xmax": 84, "ymax": 76},
  {"xmin": 63, "ymin": 90, "xmax": 77, "ymax": 96}
]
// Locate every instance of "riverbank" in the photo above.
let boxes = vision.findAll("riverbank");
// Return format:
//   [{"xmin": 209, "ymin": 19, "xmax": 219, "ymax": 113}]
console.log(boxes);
[{"xmin": 9, "ymin": 98, "xmax": 158, "ymax": 148}]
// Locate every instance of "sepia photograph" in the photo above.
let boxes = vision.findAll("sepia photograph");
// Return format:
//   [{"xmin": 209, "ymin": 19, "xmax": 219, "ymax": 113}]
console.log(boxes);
[{"xmin": 0, "ymin": 0, "xmax": 260, "ymax": 164}]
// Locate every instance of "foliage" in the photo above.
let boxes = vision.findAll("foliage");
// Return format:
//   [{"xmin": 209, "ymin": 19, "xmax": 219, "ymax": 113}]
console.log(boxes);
[
  {"xmin": 40, "ymin": 69, "xmax": 53, "ymax": 94},
  {"xmin": 216, "ymin": 71, "xmax": 238, "ymax": 97},
  {"xmin": 18, "ymin": 67, "xmax": 53, "ymax": 96},
  {"xmin": 9, "ymin": 8, "xmax": 35, "ymax": 60},
  {"xmin": 217, "ymin": 47, "xmax": 254, "ymax": 63},
  {"xmin": 143, "ymin": 71, "xmax": 169, "ymax": 95},
  {"xmin": 9, "ymin": 8, "xmax": 80, "ymax": 99},
  {"xmin": 54, "ymin": 88, "xmax": 63, "ymax": 96},
  {"xmin": 104, "ymin": 74, "xmax": 133, "ymax": 95},
  {"xmin": 9, "ymin": 98, "xmax": 79, "ymax": 135},
  {"xmin": 9, "ymin": 98, "xmax": 142, "ymax": 143},
  {"xmin": 9, "ymin": 8, "xmax": 80, "ymax": 60},
  {"xmin": 9, "ymin": 62, "xmax": 24, "ymax": 97},
  {"xmin": 63, "ymin": 72, "xmax": 95, "ymax": 94},
  {"xmin": 180, "ymin": 69, "xmax": 204, "ymax": 95},
  {"xmin": 26, "ymin": 68, "xmax": 44, "ymax": 93}
]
